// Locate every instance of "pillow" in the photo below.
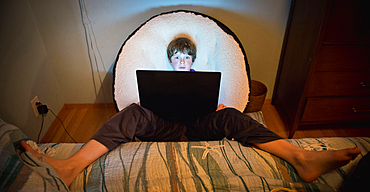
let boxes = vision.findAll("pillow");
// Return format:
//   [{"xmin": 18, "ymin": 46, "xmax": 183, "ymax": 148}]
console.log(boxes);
[{"xmin": 113, "ymin": 10, "xmax": 250, "ymax": 112}]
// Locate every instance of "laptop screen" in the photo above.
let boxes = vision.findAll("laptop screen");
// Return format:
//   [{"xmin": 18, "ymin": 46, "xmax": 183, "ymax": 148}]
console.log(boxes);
[{"xmin": 136, "ymin": 70, "xmax": 221, "ymax": 122}]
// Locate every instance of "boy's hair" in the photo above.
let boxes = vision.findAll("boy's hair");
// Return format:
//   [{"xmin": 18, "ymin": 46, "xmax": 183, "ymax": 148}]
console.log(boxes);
[{"xmin": 167, "ymin": 38, "xmax": 197, "ymax": 62}]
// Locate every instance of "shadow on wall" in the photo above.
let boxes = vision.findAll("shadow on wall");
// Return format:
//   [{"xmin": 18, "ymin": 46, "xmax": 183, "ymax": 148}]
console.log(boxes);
[
  {"xmin": 93, "ymin": 65, "xmax": 114, "ymax": 104},
  {"xmin": 92, "ymin": 5, "xmax": 282, "ymax": 106}
]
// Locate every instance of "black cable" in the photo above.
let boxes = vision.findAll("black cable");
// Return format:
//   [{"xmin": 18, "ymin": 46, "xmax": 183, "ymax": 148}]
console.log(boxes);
[
  {"xmin": 49, "ymin": 109, "xmax": 78, "ymax": 143},
  {"xmin": 37, "ymin": 114, "xmax": 45, "ymax": 144},
  {"xmin": 36, "ymin": 101, "xmax": 47, "ymax": 144},
  {"xmin": 79, "ymin": 0, "xmax": 109, "ymax": 121}
]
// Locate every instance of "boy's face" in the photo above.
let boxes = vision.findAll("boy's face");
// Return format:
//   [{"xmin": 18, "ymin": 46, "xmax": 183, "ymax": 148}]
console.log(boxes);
[{"xmin": 169, "ymin": 52, "xmax": 193, "ymax": 71}]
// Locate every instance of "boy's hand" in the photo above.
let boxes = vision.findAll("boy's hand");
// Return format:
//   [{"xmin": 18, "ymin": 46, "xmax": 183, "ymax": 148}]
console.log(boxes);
[{"xmin": 216, "ymin": 104, "xmax": 227, "ymax": 111}]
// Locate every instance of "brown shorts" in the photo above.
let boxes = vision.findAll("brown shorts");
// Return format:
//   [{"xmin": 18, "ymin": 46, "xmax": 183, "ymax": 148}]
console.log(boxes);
[{"xmin": 92, "ymin": 103, "xmax": 282, "ymax": 151}]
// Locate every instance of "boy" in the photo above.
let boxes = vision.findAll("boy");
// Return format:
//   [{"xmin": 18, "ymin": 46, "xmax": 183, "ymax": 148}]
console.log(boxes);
[
  {"xmin": 21, "ymin": 37, "xmax": 361, "ymax": 187},
  {"xmin": 167, "ymin": 37, "xmax": 196, "ymax": 71}
]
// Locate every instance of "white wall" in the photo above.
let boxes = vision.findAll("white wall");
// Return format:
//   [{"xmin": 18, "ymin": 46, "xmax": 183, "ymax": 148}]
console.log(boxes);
[
  {"xmin": 0, "ymin": 0, "xmax": 291, "ymax": 141},
  {"xmin": 0, "ymin": 1, "xmax": 64, "ymax": 141}
]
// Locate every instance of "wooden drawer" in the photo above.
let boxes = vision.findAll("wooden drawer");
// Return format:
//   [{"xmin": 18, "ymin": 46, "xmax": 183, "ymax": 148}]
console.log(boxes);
[
  {"xmin": 308, "ymin": 72, "xmax": 370, "ymax": 97},
  {"xmin": 323, "ymin": 0, "xmax": 370, "ymax": 42},
  {"xmin": 315, "ymin": 45, "xmax": 370, "ymax": 72},
  {"xmin": 301, "ymin": 97, "xmax": 370, "ymax": 123}
]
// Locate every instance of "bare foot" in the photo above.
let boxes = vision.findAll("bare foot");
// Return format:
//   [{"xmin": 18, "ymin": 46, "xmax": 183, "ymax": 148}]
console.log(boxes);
[
  {"xmin": 20, "ymin": 141, "xmax": 77, "ymax": 187},
  {"xmin": 293, "ymin": 147, "xmax": 361, "ymax": 183}
]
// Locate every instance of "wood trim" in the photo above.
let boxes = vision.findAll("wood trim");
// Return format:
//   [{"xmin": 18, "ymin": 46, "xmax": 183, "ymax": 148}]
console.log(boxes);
[{"xmin": 64, "ymin": 103, "xmax": 116, "ymax": 109}]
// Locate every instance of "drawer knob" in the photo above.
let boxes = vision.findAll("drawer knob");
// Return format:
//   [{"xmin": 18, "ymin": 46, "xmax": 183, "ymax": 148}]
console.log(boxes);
[
  {"xmin": 360, "ymin": 82, "xmax": 369, "ymax": 87},
  {"xmin": 352, "ymin": 108, "xmax": 370, "ymax": 113}
]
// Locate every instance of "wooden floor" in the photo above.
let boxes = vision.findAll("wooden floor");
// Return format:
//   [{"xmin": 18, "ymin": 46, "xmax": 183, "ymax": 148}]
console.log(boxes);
[
  {"xmin": 41, "ymin": 103, "xmax": 117, "ymax": 143},
  {"xmin": 41, "ymin": 99, "xmax": 370, "ymax": 143}
]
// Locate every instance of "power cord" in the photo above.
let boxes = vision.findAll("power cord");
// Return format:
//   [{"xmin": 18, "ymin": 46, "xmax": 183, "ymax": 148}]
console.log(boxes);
[
  {"xmin": 79, "ymin": 0, "xmax": 110, "ymax": 121},
  {"xmin": 49, "ymin": 109, "xmax": 77, "ymax": 143},
  {"xmin": 36, "ymin": 102, "xmax": 46, "ymax": 143},
  {"xmin": 37, "ymin": 112, "xmax": 45, "ymax": 144},
  {"xmin": 36, "ymin": 102, "xmax": 77, "ymax": 143}
]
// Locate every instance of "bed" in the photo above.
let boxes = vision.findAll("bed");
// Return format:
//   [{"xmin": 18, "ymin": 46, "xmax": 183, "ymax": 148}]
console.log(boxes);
[
  {"xmin": 1, "ymin": 10, "xmax": 369, "ymax": 192},
  {"xmin": 2, "ymin": 118, "xmax": 370, "ymax": 192}
]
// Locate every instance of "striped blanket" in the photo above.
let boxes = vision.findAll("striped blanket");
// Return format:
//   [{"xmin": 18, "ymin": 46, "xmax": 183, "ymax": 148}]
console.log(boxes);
[{"xmin": 1, "ymin": 117, "xmax": 369, "ymax": 192}]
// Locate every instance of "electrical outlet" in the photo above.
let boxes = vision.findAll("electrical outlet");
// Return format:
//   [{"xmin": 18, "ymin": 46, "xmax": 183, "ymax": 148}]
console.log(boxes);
[{"xmin": 31, "ymin": 96, "xmax": 40, "ymax": 117}]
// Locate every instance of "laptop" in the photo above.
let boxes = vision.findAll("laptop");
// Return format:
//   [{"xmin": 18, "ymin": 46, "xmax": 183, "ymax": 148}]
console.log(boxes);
[{"xmin": 136, "ymin": 70, "xmax": 221, "ymax": 122}]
